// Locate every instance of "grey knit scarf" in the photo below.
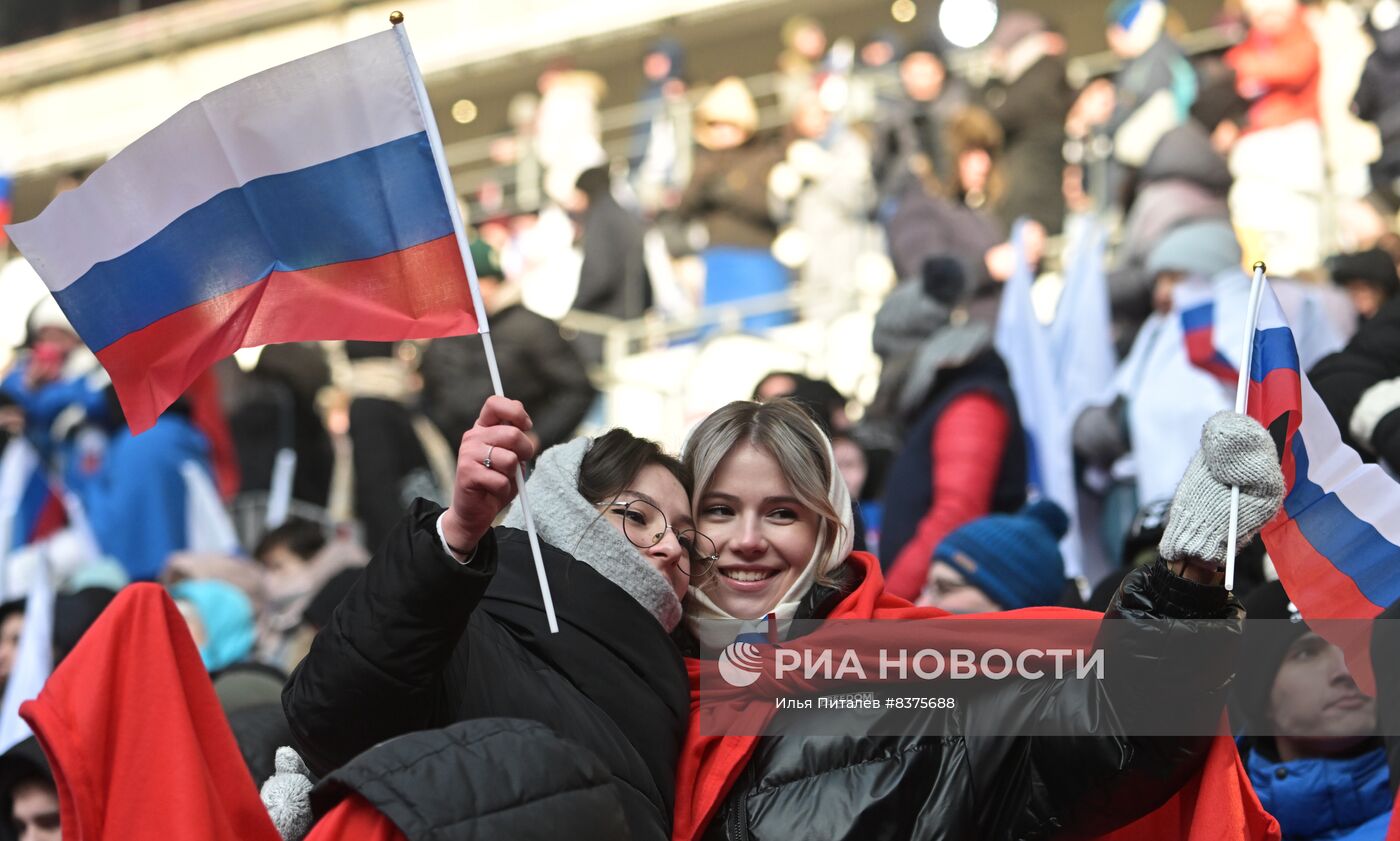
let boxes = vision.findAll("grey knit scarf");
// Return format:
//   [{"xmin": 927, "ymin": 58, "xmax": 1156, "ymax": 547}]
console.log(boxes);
[{"xmin": 503, "ymin": 438, "xmax": 683, "ymax": 631}]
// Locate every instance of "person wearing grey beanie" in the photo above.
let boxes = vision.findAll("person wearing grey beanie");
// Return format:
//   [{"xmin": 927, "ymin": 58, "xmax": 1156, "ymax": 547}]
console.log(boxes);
[
  {"xmin": 1144, "ymin": 219, "xmax": 1244, "ymax": 313},
  {"xmin": 285, "ymin": 397, "xmax": 708, "ymax": 841}
]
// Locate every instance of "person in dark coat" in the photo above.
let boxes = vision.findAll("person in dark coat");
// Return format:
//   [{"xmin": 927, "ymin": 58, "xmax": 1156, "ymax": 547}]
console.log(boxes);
[
  {"xmin": 869, "ymin": 36, "xmax": 968, "ymax": 217},
  {"xmin": 883, "ymin": 106, "xmax": 1027, "ymax": 323},
  {"xmin": 570, "ymin": 165, "xmax": 651, "ymax": 364},
  {"xmin": 342, "ymin": 340, "xmax": 447, "ymax": 553},
  {"xmin": 672, "ymin": 400, "xmax": 1271, "ymax": 840},
  {"xmin": 226, "ymin": 342, "xmax": 334, "ymax": 509},
  {"xmin": 1309, "ymin": 295, "xmax": 1400, "ymax": 471},
  {"xmin": 420, "ymin": 239, "xmax": 595, "ymax": 453},
  {"xmin": 1354, "ymin": 4, "xmax": 1400, "ymax": 211},
  {"xmin": 1066, "ymin": 0, "xmax": 1196, "ymax": 212},
  {"xmin": 1232, "ymin": 581, "xmax": 1392, "ymax": 841},
  {"xmin": 1326, "ymin": 248, "xmax": 1399, "ymax": 322},
  {"xmin": 984, "ymin": 12, "xmax": 1074, "ymax": 235},
  {"xmin": 679, "ymin": 77, "xmax": 791, "ymax": 332},
  {"xmin": 284, "ymin": 397, "xmax": 703, "ymax": 841},
  {"xmin": 262, "ymin": 718, "xmax": 640, "ymax": 840}
]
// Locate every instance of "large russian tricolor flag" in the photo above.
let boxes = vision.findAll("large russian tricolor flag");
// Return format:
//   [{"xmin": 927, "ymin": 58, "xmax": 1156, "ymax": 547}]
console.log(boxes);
[
  {"xmin": 1247, "ymin": 283, "xmax": 1400, "ymax": 689},
  {"xmin": 5, "ymin": 30, "xmax": 476, "ymax": 433}
]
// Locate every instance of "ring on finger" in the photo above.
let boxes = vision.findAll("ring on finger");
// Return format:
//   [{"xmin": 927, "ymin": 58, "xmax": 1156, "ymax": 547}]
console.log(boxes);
[{"xmin": 483, "ymin": 444, "xmax": 496, "ymax": 470}]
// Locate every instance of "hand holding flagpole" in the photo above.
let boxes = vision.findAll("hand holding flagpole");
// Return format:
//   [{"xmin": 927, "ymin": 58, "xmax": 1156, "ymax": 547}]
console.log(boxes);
[
  {"xmin": 1224, "ymin": 262, "xmax": 1267, "ymax": 591},
  {"xmin": 391, "ymin": 13, "xmax": 559, "ymax": 633}
]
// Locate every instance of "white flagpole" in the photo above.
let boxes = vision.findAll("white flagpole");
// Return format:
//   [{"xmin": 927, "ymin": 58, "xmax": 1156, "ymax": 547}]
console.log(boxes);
[
  {"xmin": 1224, "ymin": 262, "xmax": 1267, "ymax": 591},
  {"xmin": 390, "ymin": 13, "xmax": 559, "ymax": 634}
]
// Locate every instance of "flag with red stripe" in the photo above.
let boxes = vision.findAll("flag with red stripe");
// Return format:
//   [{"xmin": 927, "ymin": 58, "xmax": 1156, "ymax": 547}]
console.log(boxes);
[
  {"xmin": 1245, "ymin": 282, "xmax": 1400, "ymax": 692},
  {"xmin": 5, "ymin": 31, "xmax": 476, "ymax": 433}
]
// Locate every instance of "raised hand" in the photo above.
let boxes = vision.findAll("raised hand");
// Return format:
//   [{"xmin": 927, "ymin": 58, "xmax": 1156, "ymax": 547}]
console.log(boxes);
[{"xmin": 439, "ymin": 396, "xmax": 537, "ymax": 555}]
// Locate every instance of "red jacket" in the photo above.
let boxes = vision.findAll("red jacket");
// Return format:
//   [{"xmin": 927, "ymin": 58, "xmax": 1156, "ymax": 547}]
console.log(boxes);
[
  {"xmin": 673, "ymin": 553, "xmax": 1280, "ymax": 841},
  {"xmin": 306, "ymin": 795, "xmax": 407, "ymax": 841},
  {"xmin": 1226, "ymin": 9, "xmax": 1321, "ymax": 132},
  {"xmin": 20, "ymin": 584, "xmax": 279, "ymax": 841}
]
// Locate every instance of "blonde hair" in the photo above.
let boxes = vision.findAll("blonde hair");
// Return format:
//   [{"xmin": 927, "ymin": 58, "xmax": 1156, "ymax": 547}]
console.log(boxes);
[{"xmin": 683, "ymin": 399, "xmax": 846, "ymax": 582}]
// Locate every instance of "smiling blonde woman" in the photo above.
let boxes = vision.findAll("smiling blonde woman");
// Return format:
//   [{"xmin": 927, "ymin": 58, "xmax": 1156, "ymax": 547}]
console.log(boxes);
[{"xmin": 671, "ymin": 399, "xmax": 1275, "ymax": 841}]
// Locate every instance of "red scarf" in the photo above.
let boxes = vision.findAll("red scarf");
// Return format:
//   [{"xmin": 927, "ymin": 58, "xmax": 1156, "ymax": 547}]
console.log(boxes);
[{"xmin": 672, "ymin": 553, "xmax": 1279, "ymax": 841}]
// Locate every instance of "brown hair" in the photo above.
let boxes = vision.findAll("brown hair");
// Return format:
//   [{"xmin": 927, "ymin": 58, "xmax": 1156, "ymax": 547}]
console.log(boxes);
[
  {"xmin": 578, "ymin": 428, "xmax": 690, "ymax": 505},
  {"xmin": 937, "ymin": 105, "xmax": 1005, "ymax": 206}
]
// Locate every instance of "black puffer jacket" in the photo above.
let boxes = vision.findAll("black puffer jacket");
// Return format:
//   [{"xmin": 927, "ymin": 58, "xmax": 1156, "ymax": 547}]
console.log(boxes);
[
  {"xmin": 311, "ymin": 718, "xmax": 633, "ymax": 840},
  {"xmin": 689, "ymin": 561, "xmax": 1243, "ymax": 841},
  {"xmin": 284, "ymin": 500, "xmax": 689, "ymax": 841},
  {"xmin": 1310, "ymin": 296, "xmax": 1400, "ymax": 469}
]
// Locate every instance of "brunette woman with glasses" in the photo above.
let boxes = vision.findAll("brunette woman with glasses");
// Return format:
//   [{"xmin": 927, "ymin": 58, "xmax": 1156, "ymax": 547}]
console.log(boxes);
[{"xmin": 285, "ymin": 396, "xmax": 711, "ymax": 841}]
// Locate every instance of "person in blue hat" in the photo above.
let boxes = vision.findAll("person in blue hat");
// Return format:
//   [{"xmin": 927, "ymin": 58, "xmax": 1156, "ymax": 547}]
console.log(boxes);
[{"xmin": 914, "ymin": 499, "xmax": 1069, "ymax": 613}]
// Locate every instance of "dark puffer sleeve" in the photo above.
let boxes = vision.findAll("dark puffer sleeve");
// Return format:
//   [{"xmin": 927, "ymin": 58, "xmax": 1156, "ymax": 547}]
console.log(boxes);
[
  {"xmin": 283, "ymin": 499, "xmax": 498, "ymax": 776},
  {"xmin": 1010, "ymin": 562, "xmax": 1243, "ymax": 839}
]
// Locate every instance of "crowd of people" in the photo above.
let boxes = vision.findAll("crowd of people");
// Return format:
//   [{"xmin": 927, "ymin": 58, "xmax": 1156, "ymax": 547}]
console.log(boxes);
[{"xmin": 2, "ymin": 0, "xmax": 1400, "ymax": 838}]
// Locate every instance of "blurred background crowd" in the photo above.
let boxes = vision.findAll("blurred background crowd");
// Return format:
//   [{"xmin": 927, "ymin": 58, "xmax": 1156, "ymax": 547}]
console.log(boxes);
[{"xmin": 2, "ymin": 0, "xmax": 1400, "ymax": 835}]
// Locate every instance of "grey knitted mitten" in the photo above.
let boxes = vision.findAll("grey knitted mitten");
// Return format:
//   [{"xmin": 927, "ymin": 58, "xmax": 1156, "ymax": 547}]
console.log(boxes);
[
  {"xmin": 261, "ymin": 746, "xmax": 314, "ymax": 841},
  {"xmin": 1160, "ymin": 411, "xmax": 1286, "ymax": 567}
]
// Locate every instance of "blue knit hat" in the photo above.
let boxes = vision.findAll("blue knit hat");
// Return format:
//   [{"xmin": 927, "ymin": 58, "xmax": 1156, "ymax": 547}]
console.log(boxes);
[{"xmin": 933, "ymin": 500, "xmax": 1069, "ymax": 610}]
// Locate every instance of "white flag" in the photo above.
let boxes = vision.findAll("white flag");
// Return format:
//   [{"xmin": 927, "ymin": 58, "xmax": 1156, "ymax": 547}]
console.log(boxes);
[{"xmin": 0, "ymin": 554, "xmax": 53, "ymax": 752}]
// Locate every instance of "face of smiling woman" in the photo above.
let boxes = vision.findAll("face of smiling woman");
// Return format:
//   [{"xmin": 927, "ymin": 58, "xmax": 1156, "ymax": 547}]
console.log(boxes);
[{"xmin": 696, "ymin": 443, "xmax": 821, "ymax": 620}]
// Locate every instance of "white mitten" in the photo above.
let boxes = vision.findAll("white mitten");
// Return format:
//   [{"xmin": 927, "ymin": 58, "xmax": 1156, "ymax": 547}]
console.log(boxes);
[
  {"xmin": 261, "ymin": 746, "xmax": 314, "ymax": 841},
  {"xmin": 1160, "ymin": 412, "xmax": 1285, "ymax": 567}
]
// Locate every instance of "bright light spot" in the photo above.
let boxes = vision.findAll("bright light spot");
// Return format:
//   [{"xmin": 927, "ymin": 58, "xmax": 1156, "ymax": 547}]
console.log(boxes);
[
  {"xmin": 938, "ymin": 0, "xmax": 998, "ymax": 48},
  {"xmin": 233, "ymin": 346, "xmax": 265, "ymax": 372},
  {"xmin": 891, "ymin": 0, "xmax": 917, "ymax": 24},
  {"xmin": 451, "ymin": 99, "xmax": 479, "ymax": 124},
  {"xmin": 771, "ymin": 227, "xmax": 812, "ymax": 268},
  {"xmin": 1374, "ymin": 0, "xmax": 1400, "ymax": 32}
]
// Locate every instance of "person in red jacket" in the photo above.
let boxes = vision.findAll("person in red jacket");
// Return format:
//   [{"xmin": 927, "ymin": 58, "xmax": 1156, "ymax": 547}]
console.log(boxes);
[
  {"xmin": 1227, "ymin": 0, "xmax": 1321, "ymax": 133},
  {"xmin": 1225, "ymin": 0, "xmax": 1324, "ymax": 273},
  {"xmin": 864, "ymin": 258, "xmax": 1027, "ymax": 600}
]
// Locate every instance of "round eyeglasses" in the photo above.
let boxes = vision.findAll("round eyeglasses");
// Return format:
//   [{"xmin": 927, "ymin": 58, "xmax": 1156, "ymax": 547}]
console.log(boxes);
[{"xmin": 600, "ymin": 498, "xmax": 718, "ymax": 577}]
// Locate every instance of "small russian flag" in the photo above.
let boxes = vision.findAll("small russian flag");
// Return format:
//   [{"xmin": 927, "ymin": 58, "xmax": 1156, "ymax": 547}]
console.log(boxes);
[
  {"xmin": 0, "ymin": 438, "xmax": 67, "ymax": 553},
  {"xmin": 1175, "ymin": 279, "xmax": 1239, "ymax": 387},
  {"xmin": 1246, "ymin": 283, "xmax": 1400, "ymax": 691},
  {"xmin": 0, "ymin": 175, "xmax": 11, "ymax": 247}
]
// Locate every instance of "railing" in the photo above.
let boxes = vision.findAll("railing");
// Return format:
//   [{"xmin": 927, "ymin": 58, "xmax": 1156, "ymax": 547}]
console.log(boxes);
[{"xmin": 446, "ymin": 25, "xmax": 1245, "ymax": 217}]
